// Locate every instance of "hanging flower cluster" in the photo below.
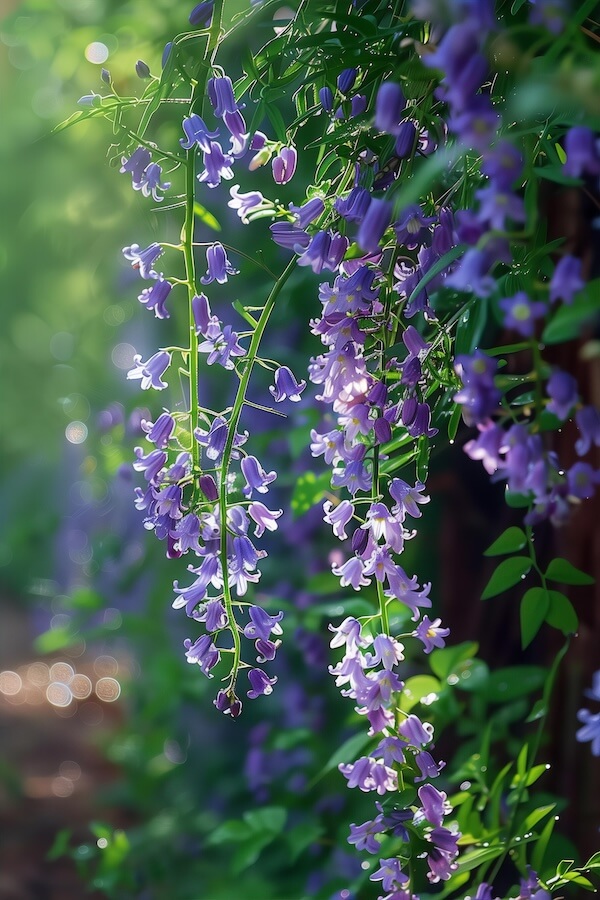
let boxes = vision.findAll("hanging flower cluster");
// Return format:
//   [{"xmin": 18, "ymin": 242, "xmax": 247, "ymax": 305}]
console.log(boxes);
[{"xmin": 68, "ymin": 0, "xmax": 600, "ymax": 897}]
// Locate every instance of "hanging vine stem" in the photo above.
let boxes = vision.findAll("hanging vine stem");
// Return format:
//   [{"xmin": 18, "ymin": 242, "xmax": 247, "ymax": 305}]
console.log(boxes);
[
  {"xmin": 218, "ymin": 256, "xmax": 298, "ymax": 691},
  {"xmin": 182, "ymin": 0, "xmax": 224, "ymax": 500}
]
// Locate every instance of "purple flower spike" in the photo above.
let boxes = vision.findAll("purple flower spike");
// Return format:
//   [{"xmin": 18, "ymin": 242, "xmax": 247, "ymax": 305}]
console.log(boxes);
[
  {"xmin": 269, "ymin": 365, "xmax": 306, "ymax": 402},
  {"xmin": 549, "ymin": 255, "xmax": 584, "ymax": 305},
  {"xmin": 563, "ymin": 126, "xmax": 600, "ymax": 178},
  {"xmin": 241, "ymin": 455, "xmax": 277, "ymax": 498},
  {"xmin": 138, "ymin": 279, "xmax": 172, "ymax": 319},
  {"xmin": 289, "ymin": 197, "xmax": 324, "ymax": 229},
  {"xmin": 189, "ymin": 0, "xmax": 214, "ymax": 27},
  {"xmin": 375, "ymin": 81, "xmax": 406, "ymax": 135},
  {"xmin": 122, "ymin": 242, "xmax": 163, "ymax": 280},
  {"xmin": 247, "ymin": 668, "xmax": 277, "ymax": 699},
  {"xmin": 127, "ymin": 350, "xmax": 171, "ymax": 391},
  {"xmin": 208, "ymin": 75, "xmax": 239, "ymax": 117},
  {"xmin": 180, "ymin": 113, "xmax": 220, "ymax": 152},
  {"xmin": 499, "ymin": 292, "xmax": 546, "ymax": 337},
  {"xmin": 356, "ymin": 198, "xmax": 392, "ymax": 254},
  {"xmin": 546, "ymin": 370, "xmax": 578, "ymax": 420},
  {"xmin": 201, "ymin": 242, "xmax": 239, "ymax": 285},
  {"xmin": 228, "ymin": 185, "xmax": 265, "ymax": 223},
  {"xmin": 272, "ymin": 146, "xmax": 297, "ymax": 184}
]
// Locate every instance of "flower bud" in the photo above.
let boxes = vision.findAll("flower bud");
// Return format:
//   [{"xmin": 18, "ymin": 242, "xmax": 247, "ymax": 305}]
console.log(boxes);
[
  {"xmin": 135, "ymin": 59, "xmax": 151, "ymax": 79},
  {"xmin": 337, "ymin": 67, "xmax": 357, "ymax": 95}
]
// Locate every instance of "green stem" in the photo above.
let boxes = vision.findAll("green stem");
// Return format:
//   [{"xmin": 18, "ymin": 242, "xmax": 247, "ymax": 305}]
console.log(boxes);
[
  {"xmin": 219, "ymin": 257, "xmax": 297, "ymax": 687},
  {"xmin": 183, "ymin": 0, "xmax": 224, "ymax": 492}
]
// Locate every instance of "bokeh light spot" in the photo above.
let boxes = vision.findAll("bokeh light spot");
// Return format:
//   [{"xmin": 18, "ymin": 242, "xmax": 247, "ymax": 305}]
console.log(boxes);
[
  {"xmin": 71, "ymin": 674, "xmax": 92, "ymax": 700},
  {"xmin": 66, "ymin": 421, "xmax": 88, "ymax": 444},
  {"xmin": 85, "ymin": 41, "xmax": 109, "ymax": 64},
  {"xmin": 111, "ymin": 342, "xmax": 136, "ymax": 369},
  {"xmin": 46, "ymin": 682, "xmax": 73, "ymax": 707},
  {"xmin": 0, "ymin": 671, "xmax": 22, "ymax": 696},
  {"xmin": 95, "ymin": 677, "xmax": 121, "ymax": 702}
]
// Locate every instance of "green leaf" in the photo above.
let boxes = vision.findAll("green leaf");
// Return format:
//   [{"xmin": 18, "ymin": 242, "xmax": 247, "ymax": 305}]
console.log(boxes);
[
  {"xmin": 206, "ymin": 820, "xmax": 251, "ymax": 846},
  {"xmin": 286, "ymin": 822, "xmax": 325, "ymax": 862},
  {"xmin": 34, "ymin": 625, "xmax": 79, "ymax": 654},
  {"xmin": 47, "ymin": 828, "xmax": 72, "ymax": 861},
  {"xmin": 243, "ymin": 806, "xmax": 287, "ymax": 835},
  {"xmin": 310, "ymin": 731, "xmax": 373, "ymax": 787},
  {"xmin": 455, "ymin": 298, "xmax": 488, "ymax": 357},
  {"xmin": 401, "ymin": 675, "xmax": 441, "ymax": 712},
  {"xmin": 585, "ymin": 851, "xmax": 600, "ymax": 870},
  {"xmin": 456, "ymin": 845, "xmax": 504, "ymax": 873},
  {"xmin": 542, "ymin": 280, "xmax": 600, "ymax": 344},
  {"xmin": 483, "ymin": 666, "xmax": 547, "ymax": 703},
  {"xmin": 405, "ymin": 245, "xmax": 467, "ymax": 312},
  {"xmin": 291, "ymin": 470, "xmax": 332, "ymax": 516},
  {"xmin": 264, "ymin": 102, "xmax": 288, "ymax": 143},
  {"xmin": 531, "ymin": 813, "xmax": 556, "ymax": 873},
  {"xmin": 447, "ymin": 403, "xmax": 462, "ymax": 442},
  {"xmin": 533, "ymin": 165, "xmax": 583, "ymax": 186},
  {"xmin": 545, "ymin": 590, "xmax": 579, "ymax": 635},
  {"xmin": 65, "ymin": 587, "xmax": 104, "ymax": 610},
  {"xmin": 523, "ymin": 803, "xmax": 556, "ymax": 831},
  {"xmin": 429, "ymin": 642, "xmax": 479, "ymax": 680},
  {"xmin": 193, "ymin": 202, "xmax": 221, "ymax": 232},
  {"xmin": 484, "ymin": 526, "xmax": 527, "ymax": 556},
  {"xmin": 520, "ymin": 587, "xmax": 550, "ymax": 648},
  {"xmin": 545, "ymin": 557, "xmax": 595, "ymax": 585},
  {"xmin": 481, "ymin": 556, "xmax": 532, "ymax": 600},
  {"xmin": 504, "ymin": 490, "xmax": 531, "ymax": 508}
]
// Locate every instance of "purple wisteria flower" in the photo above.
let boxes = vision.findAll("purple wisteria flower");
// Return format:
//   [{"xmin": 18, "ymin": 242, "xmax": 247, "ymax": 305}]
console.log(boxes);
[
  {"xmin": 248, "ymin": 502, "xmax": 283, "ymax": 537},
  {"xmin": 454, "ymin": 351, "xmax": 500, "ymax": 425},
  {"xmin": 375, "ymin": 81, "xmax": 406, "ymax": 134},
  {"xmin": 201, "ymin": 242, "xmax": 239, "ymax": 284},
  {"xmin": 241, "ymin": 456, "xmax": 277, "ymax": 498},
  {"xmin": 272, "ymin": 146, "xmax": 297, "ymax": 184},
  {"xmin": 546, "ymin": 370, "xmax": 578, "ymax": 420},
  {"xmin": 180, "ymin": 113, "xmax": 220, "ymax": 152},
  {"xmin": 269, "ymin": 365, "xmax": 306, "ymax": 402},
  {"xmin": 123, "ymin": 242, "xmax": 163, "ymax": 279},
  {"xmin": 184, "ymin": 635, "xmax": 220, "ymax": 675},
  {"xmin": 189, "ymin": 0, "xmax": 214, "ymax": 27},
  {"xmin": 198, "ymin": 321, "xmax": 245, "ymax": 369},
  {"xmin": 244, "ymin": 606, "xmax": 284, "ymax": 641},
  {"xmin": 136, "ymin": 163, "xmax": 170, "ymax": 202},
  {"xmin": 549, "ymin": 255, "xmax": 584, "ymax": 305},
  {"xmin": 499, "ymin": 292, "xmax": 546, "ymax": 337},
  {"xmin": 562, "ymin": 126, "xmax": 600, "ymax": 178},
  {"xmin": 228, "ymin": 185, "xmax": 265, "ymax": 223},
  {"xmin": 575, "ymin": 406, "xmax": 600, "ymax": 456},
  {"xmin": 127, "ymin": 350, "xmax": 171, "ymax": 390},
  {"xmin": 247, "ymin": 667, "xmax": 277, "ymax": 699},
  {"xmin": 120, "ymin": 147, "xmax": 151, "ymax": 188},
  {"xmin": 356, "ymin": 198, "xmax": 393, "ymax": 254},
  {"xmin": 198, "ymin": 141, "xmax": 234, "ymax": 188},
  {"xmin": 289, "ymin": 197, "xmax": 324, "ymax": 229},
  {"xmin": 141, "ymin": 412, "xmax": 175, "ymax": 448},
  {"xmin": 370, "ymin": 857, "xmax": 407, "ymax": 893},
  {"xmin": 208, "ymin": 75, "xmax": 239, "ymax": 117},
  {"xmin": 138, "ymin": 279, "xmax": 172, "ymax": 319},
  {"xmin": 414, "ymin": 616, "xmax": 450, "ymax": 653}
]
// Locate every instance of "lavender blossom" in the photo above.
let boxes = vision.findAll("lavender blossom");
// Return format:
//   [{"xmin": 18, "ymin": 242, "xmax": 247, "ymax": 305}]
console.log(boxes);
[
  {"xmin": 375, "ymin": 81, "xmax": 406, "ymax": 134},
  {"xmin": 198, "ymin": 141, "xmax": 234, "ymax": 187},
  {"xmin": 546, "ymin": 370, "xmax": 578, "ymax": 420},
  {"xmin": 180, "ymin": 113, "xmax": 220, "ymax": 152},
  {"xmin": 228, "ymin": 185, "xmax": 265, "ymax": 223},
  {"xmin": 356, "ymin": 198, "xmax": 393, "ymax": 254},
  {"xmin": 138, "ymin": 279, "xmax": 172, "ymax": 319},
  {"xmin": 247, "ymin": 668, "xmax": 277, "ymax": 699},
  {"xmin": 269, "ymin": 365, "xmax": 306, "ymax": 402},
  {"xmin": 272, "ymin": 146, "xmax": 297, "ymax": 184},
  {"xmin": 120, "ymin": 147, "xmax": 151, "ymax": 188},
  {"xmin": 499, "ymin": 292, "xmax": 546, "ymax": 337},
  {"xmin": 122, "ymin": 242, "xmax": 163, "ymax": 279},
  {"xmin": 241, "ymin": 456, "xmax": 277, "ymax": 497},
  {"xmin": 207, "ymin": 75, "xmax": 239, "ymax": 117},
  {"xmin": 549, "ymin": 255, "xmax": 584, "ymax": 305},
  {"xmin": 201, "ymin": 242, "xmax": 239, "ymax": 284},
  {"xmin": 127, "ymin": 351, "xmax": 171, "ymax": 390}
]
